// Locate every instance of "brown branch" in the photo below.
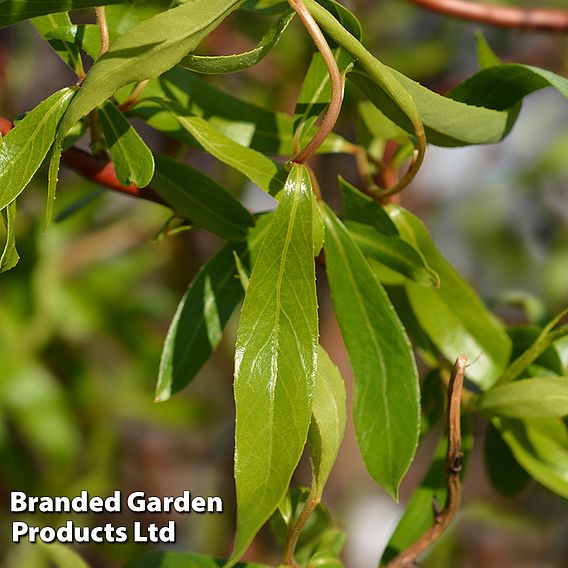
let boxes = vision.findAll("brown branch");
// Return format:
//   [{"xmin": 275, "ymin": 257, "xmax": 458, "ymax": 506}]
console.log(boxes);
[
  {"xmin": 386, "ymin": 355, "xmax": 467, "ymax": 568},
  {"xmin": 0, "ymin": 117, "xmax": 165, "ymax": 206},
  {"xmin": 95, "ymin": 6, "xmax": 110, "ymax": 58},
  {"xmin": 408, "ymin": 0, "xmax": 568, "ymax": 32}
]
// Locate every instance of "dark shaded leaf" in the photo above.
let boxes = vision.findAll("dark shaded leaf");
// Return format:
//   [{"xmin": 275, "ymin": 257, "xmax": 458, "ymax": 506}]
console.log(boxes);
[{"xmin": 151, "ymin": 154, "xmax": 254, "ymax": 241}]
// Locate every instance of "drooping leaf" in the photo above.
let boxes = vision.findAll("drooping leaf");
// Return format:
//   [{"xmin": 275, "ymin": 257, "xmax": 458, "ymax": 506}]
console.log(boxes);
[
  {"xmin": 98, "ymin": 101, "xmax": 155, "ymax": 187},
  {"xmin": 31, "ymin": 13, "xmax": 85, "ymax": 76},
  {"xmin": 156, "ymin": 102, "xmax": 288, "ymax": 196},
  {"xmin": 381, "ymin": 417, "xmax": 473, "ymax": 565},
  {"xmin": 495, "ymin": 417, "xmax": 568, "ymax": 499},
  {"xmin": 477, "ymin": 377, "xmax": 568, "ymax": 419},
  {"xmin": 126, "ymin": 67, "xmax": 350, "ymax": 155},
  {"xmin": 124, "ymin": 551, "xmax": 269, "ymax": 568},
  {"xmin": 151, "ymin": 154, "xmax": 254, "ymax": 241},
  {"xmin": 59, "ymin": 0, "xmax": 242, "ymax": 134},
  {"xmin": 231, "ymin": 164, "xmax": 318, "ymax": 563},
  {"xmin": 321, "ymin": 204, "xmax": 419, "ymax": 499},
  {"xmin": 0, "ymin": 0, "xmax": 123, "ymax": 28},
  {"xmin": 388, "ymin": 205, "xmax": 511, "ymax": 389},
  {"xmin": 0, "ymin": 201, "xmax": 19, "ymax": 273},
  {"xmin": 484, "ymin": 422, "xmax": 530, "ymax": 498},
  {"xmin": 346, "ymin": 221, "xmax": 439, "ymax": 287},
  {"xmin": 156, "ymin": 214, "xmax": 272, "ymax": 402},
  {"xmin": 179, "ymin": 9, "xmax": 294, "ymax": 74},
  {"xmin": 0, "ymin": 87, "xmax": 75, "ymax": 211},
  {"xmin": 309, "ymin": 346, "xmax": 346, "ymax": 501}
]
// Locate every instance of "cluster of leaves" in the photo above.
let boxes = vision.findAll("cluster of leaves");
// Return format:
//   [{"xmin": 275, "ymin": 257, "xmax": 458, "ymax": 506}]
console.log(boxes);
[{"xmin": 1, "ymin": 1, "xmax": 568, "ymax": 567}]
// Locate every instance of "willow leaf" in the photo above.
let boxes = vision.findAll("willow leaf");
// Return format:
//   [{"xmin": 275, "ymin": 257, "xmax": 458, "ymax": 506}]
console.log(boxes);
[
  {"xmin": 179, "ymin": 9, "xmax": 294, "ymax": 74},
  {"xmin": 321, "ymin": 204, "xmax": 419, "ymax": 499},
  {"xmin": 231, "ymin": 164, "xmax": 317, "ymax": 563},
  {"xmin": 0, "ymin": 201, "xmax": 19, "ymax": 273},
  {"xmin": 0, "ymin": 87, "xmax": 75, "ymax": 211}
]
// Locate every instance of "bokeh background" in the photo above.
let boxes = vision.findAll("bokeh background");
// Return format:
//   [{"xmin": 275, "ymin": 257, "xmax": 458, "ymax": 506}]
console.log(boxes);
[{"xmin": 1, "ymin": 1, "xmax": 568, "ymax": 567}]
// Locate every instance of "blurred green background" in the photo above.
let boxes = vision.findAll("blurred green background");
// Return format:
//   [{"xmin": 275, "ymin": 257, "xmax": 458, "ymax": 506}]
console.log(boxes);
[{"xmin": 1, "ymin": 1, "xmax": 568, "ymax": 567}]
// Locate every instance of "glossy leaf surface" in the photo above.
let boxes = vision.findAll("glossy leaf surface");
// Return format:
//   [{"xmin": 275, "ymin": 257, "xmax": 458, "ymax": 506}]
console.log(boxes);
[
  {"xmin": 0, "ymin": 87, "xmax": 75, "ymax": 211},
  {"xmin": 321, "ymin": 204, "xmax": 419, "ymax": 499},
  {"xmin": 389, "ymin": 205, "xmax": 511, "ymax": 389},
  {"xmin": 232, "ymin": 165, "xmax": 317, "ymax": 562},
  {"xmin": 60, "ymin": 0, "xmax": 242, "ymax": 133},
  {"xmin": 98, "ymin": 101, "xmax": 155, "ymax": 187},
  {"xmin": 309, "ymin": 346, "xmax": 346, "ymax": 500},
  {"xmin": 156, "ymin": 214, "xmax": 271, "ymax": 401}
]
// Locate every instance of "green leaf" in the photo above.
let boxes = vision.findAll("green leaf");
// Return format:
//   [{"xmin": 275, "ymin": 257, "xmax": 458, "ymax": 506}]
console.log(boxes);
[
  {"xmin": 156, "ymin": 214, "xmax": 271, "ymax": 402},
  {"xmin": 508, "ymin": 326, "xmax": 564, "ymax": 376},
  {"xmin": 477, "ymin": 377, "xmax": 568, "ymax": 419},
  {"xmin": 59, "ymin": 0, "xmax": 242, "ymax": 134},
  {"xmin": 381, "ymin": 417, "xmax": 473, "ymax": 564},
  {"xmin": 124, "ymin": 551, "xmax": 269, "ymax": 568},
  {"xmin": 42, "ymin": 23, "xmax": 101, "ymax": 61},
  {"xmin": 495, "ymin": 417, "xmax": 568, "ymax": 499},
  {"xmin": 321, "ymin": 204, "xmax": 419, "ymax": 499},
  {"xmin": 106, "ymin": 1, "xmax": 172, "ymax": 35},
  {"xmin": 483, "ymin": 422, "xmax": 530, "ymax": 498},
  {"xmin": 497, "ymin": 310, "xmax": 568, "ymax": 385},
  {"xmin": 339, "ymin": 177, "xmax": 397, "ymax": 235},
  {"xmin": 0, "ymin": 87, "xmax": 75, "ymax": 211},
  {"xmin": 127, "ymin": 68, "xmax": 350, "ymax": 155},
  {"xmin": 309, "ymin": 346, "xmax": 346, "ymax": 501},
  {"xmin": 151, "ymin": 154, "xmax": 254, "ymax": 241},
  {"xmin": 450, "ymin": 63, "xmax": 568, "ymax": 111},
  {"xmin": 346, "ymin": 221, "xmax": 439, "ymax": 287},
  {"xmin": 388, "ymin": 205, "xmax": 511, "ymax": 389},
  {"xmin": 179, "ymin": 9, "xmax": 294, "ymax": 74},
  {"xmin": 31, "ymin": 13, "xmax": 85, "ymax": 76},
  {"xmin": 156, "ymin": 101, "xmax": 288, "ymax": 196},
  {"xmin": 1, "ymin": 201, "xmax": 19, "ymax": 273},
  {"xmin": 0, "ymin": 0, "xmax": 123, "ymax": 28},
  {"xmin": 38, "ymin": 542, "xmax": 90, "ymax": 568},
  {"xmin": 98, "ymin": 101, "xmax": 155, "ymax": 187},
  {"xmin": 474, "ymin": 31, "xmax": 501, "ymax": 69},
  {"xmin": 231, "ymin": 164, "xmax": 318, "ymax": 563}
]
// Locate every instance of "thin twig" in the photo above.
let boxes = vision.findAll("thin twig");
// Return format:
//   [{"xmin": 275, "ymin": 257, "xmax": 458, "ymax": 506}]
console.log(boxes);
[
  {"xmin": 0, "ymin": 118, "xmax": 165, "ymax": 206},
  {"xmin": 95, "ymin": 6, "xmax": 110, "ymax": 58},
  {"xmin": 408, "ymin": 0, "xmax": 568, "ymax": 32},
  {"xmin": 119, "ymin": 80, "xmax": 150, "ymax": 112},
  {"xmin": 287, "ymin": 0, "xmax": 344, "ymax": 164},
  {"xmin": 283, "ymin": 489, "xmax": 318, "ymax": 566},
  {"xmin": 386, "ymin": 355, "xmax": 467, "ymax": 568}
]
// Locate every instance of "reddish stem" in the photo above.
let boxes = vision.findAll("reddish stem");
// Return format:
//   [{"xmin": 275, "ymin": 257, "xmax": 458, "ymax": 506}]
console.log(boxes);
[
  {"xmin": 408, "ymin": 0, "xmax": 568, "ymax": 32},
  {"xmin": 0, "ymin": 117, "xmax": 165, "ymax": 206}
]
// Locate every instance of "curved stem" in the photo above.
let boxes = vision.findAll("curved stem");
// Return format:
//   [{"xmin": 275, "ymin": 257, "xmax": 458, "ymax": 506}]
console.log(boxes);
[
  {"xmin": 283, "ymin": 490, "xmax": 319, "ymax": 566},
  {"xmin": 386, "ymin": 356, "xmax": 467, "ymax": 568},
  {"xmin": 95, "ymin": 6, "xmax": 110, "ymax": 58},
  {"xmin": 288, "ymin": 0, "xmax": 344, "ymax": 164},
  {"xmin": 408, "ymin": 0, "xmax": 568, "ymax": 32}
]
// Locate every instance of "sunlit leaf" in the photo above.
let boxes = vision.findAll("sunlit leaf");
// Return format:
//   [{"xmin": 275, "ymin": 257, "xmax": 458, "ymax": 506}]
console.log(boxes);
[
  {"xmin": 0, "ymin": 87, "xmax": 75, "ymax": 211},
  {"xmin": 0, "ymin": 201, "xmax": 19, "ymax": 273},
  {"xmin": 98, "ymin": 101, "xmax": 154, "ymax": 187},
  {"xmin": 232, "ymin": 164, "xmax": 318, "ymax": 563}
]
